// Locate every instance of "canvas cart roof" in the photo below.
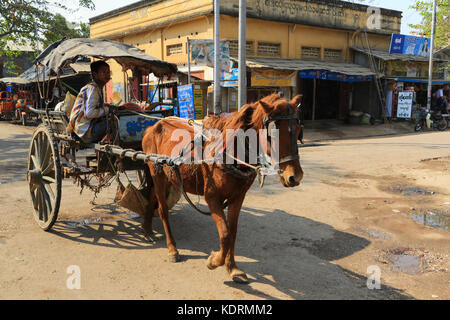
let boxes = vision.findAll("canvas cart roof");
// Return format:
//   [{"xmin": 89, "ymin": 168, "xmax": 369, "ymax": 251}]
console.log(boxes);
[
  {"xmin": 34, "ymin": 38, "xmax": 177, "ymax": 77},
  {"xmin": 0, "ymin": 62, "xmax": 91, "ymax": 85}
]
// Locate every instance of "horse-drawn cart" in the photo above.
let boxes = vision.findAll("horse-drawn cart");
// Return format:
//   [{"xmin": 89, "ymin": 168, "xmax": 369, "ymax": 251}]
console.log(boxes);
[{"xmin": 26, "ymin": 38, "xmax": 178, "ymax": 230}]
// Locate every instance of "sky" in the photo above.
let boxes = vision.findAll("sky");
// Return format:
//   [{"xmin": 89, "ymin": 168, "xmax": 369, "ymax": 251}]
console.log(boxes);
[{"xmin": 70, "ymin": 0, "xmax": 423, "ymax": 35}]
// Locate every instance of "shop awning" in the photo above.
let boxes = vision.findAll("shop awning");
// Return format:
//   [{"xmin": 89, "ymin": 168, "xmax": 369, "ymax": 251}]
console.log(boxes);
[
  {"xmin": 350, "ymin": 46, "xmax": 446, "ymax": 62},
  {"xmin": 239, "ymin": 57, "xmax": 375, "ymax": 77},
  {"xmin": 386, "ymin": 77, "xmax": 450, "ymax": 85}
]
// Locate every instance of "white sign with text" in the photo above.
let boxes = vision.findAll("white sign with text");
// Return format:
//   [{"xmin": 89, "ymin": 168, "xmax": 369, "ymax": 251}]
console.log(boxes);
[{"xmin": 397, "ymin": 91, "xmax": 414, "ymax": 119}]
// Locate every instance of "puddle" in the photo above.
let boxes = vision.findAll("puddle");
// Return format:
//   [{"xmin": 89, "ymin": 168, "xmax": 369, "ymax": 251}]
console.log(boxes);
[
  {"xmin": 64, "ymin": 211, "xmax": 140, "ymax": 229},
  {"xmin": 411, "ymin": 210, "xmax": 450, "ymax": 230},
  {"xmin": 364, "ymin": 229, "xmax": 391, "ymax": 240},
  {"xmin": 390, "ymin": 254, "xmax": 423, "ymax": 275},
  {"xmin": 390, "ymin": 186, "xmax": 436, "ymax": 197}
]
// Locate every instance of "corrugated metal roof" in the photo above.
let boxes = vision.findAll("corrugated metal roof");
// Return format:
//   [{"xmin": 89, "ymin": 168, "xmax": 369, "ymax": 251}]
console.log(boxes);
[
  {"xmin": 350, "ymin": 46, "xmax": 446, "ymax": 62},
  {"xmin": 235, "ymin": 57, "xmax": 375, "ymax": 76}
]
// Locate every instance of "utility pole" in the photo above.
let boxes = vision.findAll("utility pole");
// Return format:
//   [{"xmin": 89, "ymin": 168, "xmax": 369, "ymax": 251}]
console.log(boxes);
[
  {"xmin": 187, "ymin": 37, "xmax": 191, "ymax": 84},
  {"xmin": 426, "ymin": 0, "xmax": 437, "ymax": 111},
  {"xmin": 238, "ymin": 0, "xmax": 247, "ymax": 111},
  {"xmin": 213, "ymin": 0, "xmax": 221, "ymax": 115}
]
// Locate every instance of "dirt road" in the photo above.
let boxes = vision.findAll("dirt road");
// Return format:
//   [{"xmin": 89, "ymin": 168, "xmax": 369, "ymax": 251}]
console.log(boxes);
[{"xmin": 0, "ymin": 122, "xmax": 448, "ymax": 300}]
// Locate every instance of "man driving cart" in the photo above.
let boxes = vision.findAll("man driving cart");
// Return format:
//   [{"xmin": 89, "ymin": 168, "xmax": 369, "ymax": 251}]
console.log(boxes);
[{"xmin": 67, "ymin": 60, "xmax": 113, "ymax": 143}]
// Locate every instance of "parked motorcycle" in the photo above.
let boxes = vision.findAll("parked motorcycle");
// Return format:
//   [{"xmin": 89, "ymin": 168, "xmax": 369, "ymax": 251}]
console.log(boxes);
[{"xmin": 413, "ymin": 107, "xmax": 449, "ymax": 132}]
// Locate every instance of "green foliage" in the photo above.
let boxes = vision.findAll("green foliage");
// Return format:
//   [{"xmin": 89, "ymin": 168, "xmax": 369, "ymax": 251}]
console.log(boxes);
[
  {"xmin": 0, "ymin": 0, "xmax": 95, "ymax": 54},
  {"xmin": 409, "ymin": 0, "xmax": 450, "ymax": 49}
]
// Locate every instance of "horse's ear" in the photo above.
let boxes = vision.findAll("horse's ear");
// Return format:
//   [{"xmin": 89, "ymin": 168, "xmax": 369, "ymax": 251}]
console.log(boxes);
[
  {"xmin": 258, "ymin": 100, "xmax": 272, "ymax": 114},
  {"xmin": 290, "ymin": 94, "xmax": 303, "ymax": 107}
]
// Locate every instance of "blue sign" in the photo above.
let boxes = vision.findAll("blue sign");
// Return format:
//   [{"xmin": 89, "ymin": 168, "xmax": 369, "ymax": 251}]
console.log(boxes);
[
  {"xmin": 299, "ymin": 70, "xmax": 373, "ymax": 82},
  {"xmin": 220, "ymin": 68, "xmax": 239, "ymax": 87},
  {"xmin": 177, "ymin": 84, "xmax": 195, "ymax": 119},
  {"xmin": 390, "ymin": 34, "xmax": 430, "ymax": 57}
]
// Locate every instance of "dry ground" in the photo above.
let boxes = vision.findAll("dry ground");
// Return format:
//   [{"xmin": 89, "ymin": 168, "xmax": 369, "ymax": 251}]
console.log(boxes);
[{"xmin": 0, "ymin": 122, "xmax": 448, "ymax": 300}]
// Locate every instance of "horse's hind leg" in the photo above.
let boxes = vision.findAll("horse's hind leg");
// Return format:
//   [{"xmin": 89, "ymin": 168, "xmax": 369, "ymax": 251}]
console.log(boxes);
[
  {"xmin": 224, "ymin": 195, "xmax": 248, "ymax": 283},
  {"xmin": 152, "ymin": 172, "xmax": 180, "ymax": 263}
]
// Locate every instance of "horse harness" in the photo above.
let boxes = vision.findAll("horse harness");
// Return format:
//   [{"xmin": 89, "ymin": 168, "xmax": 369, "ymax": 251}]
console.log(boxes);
[
  {"xmin": 167, "ymin": 104, "xmax": 302, "ymax": 216},
  {"xmin": 262, "ymin": 103, "xmax": 301, "ymax": 166}
]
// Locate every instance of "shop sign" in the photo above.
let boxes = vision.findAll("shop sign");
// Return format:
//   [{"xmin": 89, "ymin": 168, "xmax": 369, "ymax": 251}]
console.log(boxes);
[
  {"xmin": 299, "ymin": 70, "xmax": 373, "ymax": 82},
  {"xmin": 251, "ymin": 70, "xmax": 296, "ymax": 87},
  {"xmin": 220, "ymin": 68, "xmax": 239, "ymax": 87},
  {"xmin": 390, "ymin": 34, "xmax": 430, "ymax": 57},
  {"xmin": 177, "ymin": 84, "xmax": 195, "ymax": 119},
  {"xmin": 397, "ymin": 91, "xmax": 414, "ymax": 119},
  {"xmin": 193, "ymin": 87, "xmax": 204, "ymax": 120}
]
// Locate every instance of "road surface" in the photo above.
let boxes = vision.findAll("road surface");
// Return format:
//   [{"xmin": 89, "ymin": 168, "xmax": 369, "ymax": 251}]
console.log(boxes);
[{"xmin": 0, "ymin": 121, "xmax": 448, "ymax": 300}]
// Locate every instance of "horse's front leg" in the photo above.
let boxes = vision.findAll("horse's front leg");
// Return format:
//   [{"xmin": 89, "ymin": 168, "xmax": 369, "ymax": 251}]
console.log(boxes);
[
  {"xmin": 205, "ymin": 197, "xmax": 231, "ymax": 271},
  {"xmin": 225, "ymin": 195, "xmax": 248, "ymax": 283}
]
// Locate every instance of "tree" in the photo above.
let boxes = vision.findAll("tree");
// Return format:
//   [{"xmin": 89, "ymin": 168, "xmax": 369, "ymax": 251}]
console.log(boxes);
[
  {"xmin": 409, "ymin": 0, "xmax": 450, "ymax": 50},
  {"xmin": 0, "ymin": 0, "xmax": 94, "ymax": 51},
  {"xmin": 42, "ymin": 13, "xmax": 90, "ymax": 48},
  {"xmin": 0, "ymin": 0, "xmax": 94, "ymax": 76}
]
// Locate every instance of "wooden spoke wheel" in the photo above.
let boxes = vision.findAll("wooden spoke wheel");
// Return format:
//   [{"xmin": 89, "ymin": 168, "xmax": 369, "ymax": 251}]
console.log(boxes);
[{"xmin": 27, "ymin": 125, "xmax": 62, "ymax": 230}]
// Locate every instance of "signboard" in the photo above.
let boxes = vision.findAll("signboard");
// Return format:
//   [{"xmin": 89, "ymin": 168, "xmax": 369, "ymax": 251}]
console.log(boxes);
[
  {"xmin": 190, "ymin": 39, "xmax": 231, "ymax": 71},
  {"xmin": 396, "ymin": 91, "xmax": 414, "ymax": 119},
  {"xmin": 118, "ymin": 114, "xmax": 162, "ymax": 143},
  {"xmin": 220, "ymin": 68, "xmax": 239, "ymax": 87},
  {"xmin": 252, "ymin": 70, "xmax": 297, "ymax": 87},
  {"xmin": 177, "ymin": 84, "xmax": 195, "ymax": 119},
  {"xmin": 299, "ymin": 70, "xmax": 373, "ymax": 82},
  {"xmin": 193, "ymin": 87, "xmax": 204, "ymax": 120},
  {"xmin": 390, "ymin": 34, "xmax": 430, "ymax": 57}
]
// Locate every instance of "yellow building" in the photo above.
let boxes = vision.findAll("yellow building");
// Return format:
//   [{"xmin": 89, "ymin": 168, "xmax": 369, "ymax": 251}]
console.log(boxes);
[{"xmin": 90, "ymin": 0, "xmax": 406, "ymax": 119}]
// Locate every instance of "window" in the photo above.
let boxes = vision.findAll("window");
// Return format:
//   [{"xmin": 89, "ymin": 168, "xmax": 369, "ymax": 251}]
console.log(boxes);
[
  {"xmin": 324, "ymin": 48, "xmax": 342, "ymax": 61},
  {"xmin": 228, "ymin": 40, "xmax": 255, "ymax": 56},
  {"xmin": 257, "ymin": 42, "xmax": 281, "ymax": 57},
  {"xmin": 167, "ymin": 43, "xmax": 183, "ymax": 56},
  {"xmin": 301, "ymin": 46, "xmax": 321, "ymax": 60}
]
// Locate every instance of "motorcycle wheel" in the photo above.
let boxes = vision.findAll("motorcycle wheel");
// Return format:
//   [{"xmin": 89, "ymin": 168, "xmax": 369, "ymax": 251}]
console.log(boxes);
[
  {"xmin": 414, "ymin": 120, "xmax": 423, "ymax": 132},
  {"xmin": 437, "ymin": 119, "xmax": 448, "ymax": 131}
]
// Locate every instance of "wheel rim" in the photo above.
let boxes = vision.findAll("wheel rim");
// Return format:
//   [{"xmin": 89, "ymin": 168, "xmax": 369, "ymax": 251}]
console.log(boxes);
[{"xmin": 28, "ymin": 126, "xmax": 61, "ymax": 230}]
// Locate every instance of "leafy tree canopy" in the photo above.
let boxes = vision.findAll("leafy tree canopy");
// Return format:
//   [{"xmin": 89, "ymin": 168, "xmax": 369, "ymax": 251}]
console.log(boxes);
[
  {"xmin": 409, "ymin": 0, "xmax": 450, "ymax": 50},
  {"xmin": 0, "ymin": 0, "xmax": 94, "ymax": 55}
]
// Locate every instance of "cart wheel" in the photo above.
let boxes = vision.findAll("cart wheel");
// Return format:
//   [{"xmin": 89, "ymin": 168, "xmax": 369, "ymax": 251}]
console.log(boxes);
[{"xmin": 27, "ymin": 125, "xmax": 62, "ymax": 231}]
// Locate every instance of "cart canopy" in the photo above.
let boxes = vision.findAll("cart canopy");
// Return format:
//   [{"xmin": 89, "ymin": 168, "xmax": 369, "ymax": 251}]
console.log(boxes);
[{"xmin": 34, "ymin": 38, "xmax": 177, "ymax": 78}]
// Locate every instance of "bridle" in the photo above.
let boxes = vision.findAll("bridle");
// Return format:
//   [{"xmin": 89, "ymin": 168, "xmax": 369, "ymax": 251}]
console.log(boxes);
[{"xmin": 262, "ymin": 103, "xmax": 302, "ymax": 166}]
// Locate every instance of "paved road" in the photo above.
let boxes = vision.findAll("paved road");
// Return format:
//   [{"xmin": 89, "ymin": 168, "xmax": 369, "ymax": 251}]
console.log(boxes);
[{"xmin": 0, "ymin": 121, "xmax": 449, "ymax": 300}]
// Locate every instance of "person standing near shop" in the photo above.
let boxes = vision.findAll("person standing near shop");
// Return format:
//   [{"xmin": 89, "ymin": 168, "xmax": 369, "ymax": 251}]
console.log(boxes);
[{"xmin": 385, "ymin": 82, "xmax": 394, "ymax": 118}]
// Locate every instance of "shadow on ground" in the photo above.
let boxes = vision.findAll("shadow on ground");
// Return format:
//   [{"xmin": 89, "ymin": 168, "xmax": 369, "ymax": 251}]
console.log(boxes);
[{"xmin": 49, "ymin": 201, "xmax": 412, "ymax": 300}]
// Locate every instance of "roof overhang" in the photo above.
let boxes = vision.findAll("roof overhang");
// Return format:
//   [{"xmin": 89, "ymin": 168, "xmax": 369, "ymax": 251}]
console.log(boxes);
[
  {"xmin": 235, "ymin": 57, "xmax": 375, "ymax": 77},
  {"xmin": 351, "ymin": 46, "xmax": 446, "ymax": 62}
]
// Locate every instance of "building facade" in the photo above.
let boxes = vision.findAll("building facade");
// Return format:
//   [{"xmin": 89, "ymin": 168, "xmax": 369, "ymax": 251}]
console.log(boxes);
[{"xmin": 90, "ymin": 0, "xmax": 404, "ymax": 119}]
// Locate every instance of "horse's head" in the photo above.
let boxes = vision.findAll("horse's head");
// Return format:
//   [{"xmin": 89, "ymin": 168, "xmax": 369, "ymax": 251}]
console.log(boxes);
[{"xmin": 255, "ymin": 94, "xmax": 304, "ymax": 188}]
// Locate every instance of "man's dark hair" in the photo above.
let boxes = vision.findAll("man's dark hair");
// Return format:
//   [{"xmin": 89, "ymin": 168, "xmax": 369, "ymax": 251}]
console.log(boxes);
[{"xmin": 90, "ymin": 60, "xmax": 109, "ymax": 74}]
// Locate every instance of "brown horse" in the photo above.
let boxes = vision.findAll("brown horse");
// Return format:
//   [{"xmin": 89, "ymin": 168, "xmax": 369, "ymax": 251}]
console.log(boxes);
[{"xmin": 141, "ymin": 93, "xmax": 303, "ymax": 283}]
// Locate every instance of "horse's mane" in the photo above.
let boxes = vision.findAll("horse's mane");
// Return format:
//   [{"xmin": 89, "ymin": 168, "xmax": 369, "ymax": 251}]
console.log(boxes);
[{"xmin": 202, "ymin": 93, "xmax": 284, "ymax": 132}]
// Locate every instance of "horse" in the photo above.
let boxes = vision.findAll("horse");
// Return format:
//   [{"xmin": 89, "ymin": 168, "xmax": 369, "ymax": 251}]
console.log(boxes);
[{"xmin": 141, "ymin": 93, "xmax": 303, "ymax": 283}]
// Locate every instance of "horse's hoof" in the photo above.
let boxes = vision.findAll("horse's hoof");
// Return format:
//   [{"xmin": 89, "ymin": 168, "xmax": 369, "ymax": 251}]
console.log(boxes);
[
  {"xmin": 231, "ymin": 270, "xmax": 248, "ymax": 284},
  {"xmin": 207, "ymin": 251, "xmax": 218, "ymax": 270},
  {"xmin": 169, "ymin": 253, "xmax": 180, "ymax": 263}
]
